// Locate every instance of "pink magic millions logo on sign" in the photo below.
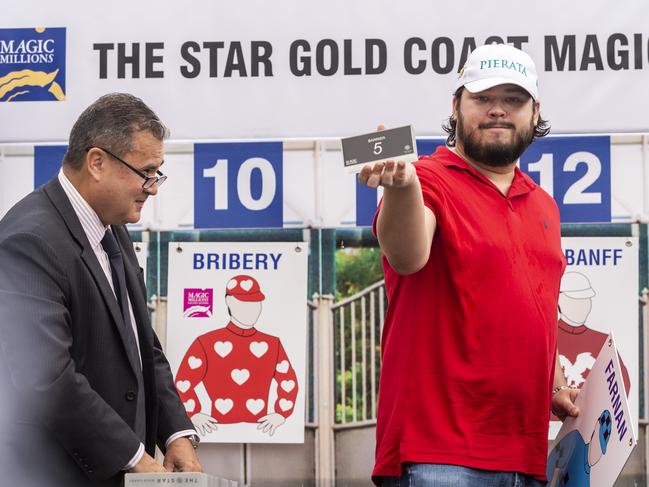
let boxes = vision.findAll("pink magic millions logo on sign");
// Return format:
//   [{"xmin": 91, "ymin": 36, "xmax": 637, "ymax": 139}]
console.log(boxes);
[{"xmin": 183, "ymin": 288, "xmax": 213, "ymax": 318}]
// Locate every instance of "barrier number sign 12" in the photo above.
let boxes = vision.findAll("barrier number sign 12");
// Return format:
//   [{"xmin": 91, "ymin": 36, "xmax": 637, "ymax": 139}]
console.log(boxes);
[{"xmin": 520, "ymin": 136, "xmax": 611, "ymax": 223}]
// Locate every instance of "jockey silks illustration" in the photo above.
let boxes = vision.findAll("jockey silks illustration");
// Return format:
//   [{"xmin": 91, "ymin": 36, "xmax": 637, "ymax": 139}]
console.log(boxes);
[
  {"xmin": 547, "ymin": 410, "xmax": 612, "ymax": 487},
  {"xmin": 174, "ymin": 275, "xmax": 298, "ymax": 437},
  {"xmin": 557, "ymin": 272, "xmax": 630, "ymax": 394}
]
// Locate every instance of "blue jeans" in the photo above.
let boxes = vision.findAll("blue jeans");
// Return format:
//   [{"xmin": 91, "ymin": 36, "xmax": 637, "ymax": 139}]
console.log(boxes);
[{"xmin": 381, "ymin": 463, "xmax": 547, "ymax": 487}]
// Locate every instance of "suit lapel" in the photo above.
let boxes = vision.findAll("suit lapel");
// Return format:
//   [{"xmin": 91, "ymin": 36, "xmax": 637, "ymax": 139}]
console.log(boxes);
[{"xmin": 42, "ymin": 178, "xmax": 141, "ymax": 377}]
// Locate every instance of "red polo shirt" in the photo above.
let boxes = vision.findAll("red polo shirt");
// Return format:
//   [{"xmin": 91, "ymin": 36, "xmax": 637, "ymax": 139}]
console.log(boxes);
[{"xmin": 372, "ymin": 147, "xmax": 565, "ymax": 481}]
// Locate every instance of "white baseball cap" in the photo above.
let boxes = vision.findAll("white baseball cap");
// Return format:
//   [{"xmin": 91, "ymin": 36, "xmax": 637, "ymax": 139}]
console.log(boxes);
[{"xmin": 455, "ymin": 44, "xmax": 539, "ymax": 100}]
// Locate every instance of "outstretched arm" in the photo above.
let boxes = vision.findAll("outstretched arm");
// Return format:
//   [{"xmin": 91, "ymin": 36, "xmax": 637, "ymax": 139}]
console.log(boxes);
[{"xmin": 358, "ymin": 126, "xmax": 435, "ymax": 275}]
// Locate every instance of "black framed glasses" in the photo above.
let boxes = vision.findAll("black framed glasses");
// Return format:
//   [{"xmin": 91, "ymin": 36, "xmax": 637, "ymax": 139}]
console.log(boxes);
[{"xmin": 86, "ymin": 147, "xmax": 167, "ymax": 190}]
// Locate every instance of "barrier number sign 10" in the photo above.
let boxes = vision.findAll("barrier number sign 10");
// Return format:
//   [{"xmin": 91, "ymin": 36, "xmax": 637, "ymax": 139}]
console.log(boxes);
[{"xmin": 194, "ymin": 142, "xmax": 283, "ymax": 228}]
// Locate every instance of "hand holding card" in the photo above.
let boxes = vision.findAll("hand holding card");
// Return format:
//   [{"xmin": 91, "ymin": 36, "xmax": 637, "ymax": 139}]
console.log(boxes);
[{"xmin": 358, "ymin": 159, "xmax": 417, "ymax": 190}]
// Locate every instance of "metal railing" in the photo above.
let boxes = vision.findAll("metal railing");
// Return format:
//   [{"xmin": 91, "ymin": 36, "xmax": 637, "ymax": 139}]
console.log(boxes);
[
  {"xmin": 332, "ymin": 280, "xmax": 386, "ymax": 425},
  {"xmin": 306, "ymin": 300, "xmax": 316, "ymax": 426},
  {"xmin": 330, "ymin": 284, "xmax": 649, "ymax": 428}
]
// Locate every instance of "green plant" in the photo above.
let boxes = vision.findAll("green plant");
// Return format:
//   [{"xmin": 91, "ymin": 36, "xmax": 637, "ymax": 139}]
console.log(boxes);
[{"xmin": 335, "ymin": 247, "xmax": 383, "ymax": 300}]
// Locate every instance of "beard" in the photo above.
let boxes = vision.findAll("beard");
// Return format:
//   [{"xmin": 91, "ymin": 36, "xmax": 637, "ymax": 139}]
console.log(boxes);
[{"xmin": 457, "ymin": 113, "xmax": 535, "ymax": 167}]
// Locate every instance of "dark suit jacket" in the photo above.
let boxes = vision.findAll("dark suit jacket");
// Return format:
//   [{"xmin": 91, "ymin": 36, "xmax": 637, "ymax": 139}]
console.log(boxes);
[{"xmin": 0, "ymin": 177, "xmax": 192, "ymax": 486}]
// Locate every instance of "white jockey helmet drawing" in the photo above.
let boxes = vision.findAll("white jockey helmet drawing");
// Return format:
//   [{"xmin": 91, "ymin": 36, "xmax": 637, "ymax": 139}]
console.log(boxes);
[
  {"xmin": 225, "ymin": 275, "xmax": 265, "ymax": 328},
  {"xmin": 559, "ymin": 272, "xmax": 596, "ymax": 326}
]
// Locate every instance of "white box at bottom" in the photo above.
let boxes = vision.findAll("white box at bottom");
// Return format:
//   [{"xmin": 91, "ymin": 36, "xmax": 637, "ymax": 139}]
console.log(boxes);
[{"xmin": 124, "ymin": 472, "xmax": 237, "ymax": 487}]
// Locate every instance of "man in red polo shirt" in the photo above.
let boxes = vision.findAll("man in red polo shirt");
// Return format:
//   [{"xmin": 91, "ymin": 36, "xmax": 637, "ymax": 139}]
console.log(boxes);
[{"xmin": 359, "ymin": 44, "xmax": 580, "ymax": 486}]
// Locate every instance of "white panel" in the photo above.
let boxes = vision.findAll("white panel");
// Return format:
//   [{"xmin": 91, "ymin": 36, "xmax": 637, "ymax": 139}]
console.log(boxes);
[
  {"xmin": 283, "ymin": 150, "xmax": 315, "ymax": 227},
  {"xmin": 150, "ymin": 151, "xmax": 195, "ymax": 230},
  {"xmin": 610, "ymin": 144, "xmax": 646, "ymax": 221},
  {"xmin": 317, "ymin": 149, "xmax": 357, "ymax": 227},
  {"xmin": 0, "ymin": 153, "xmax": 34, "ymax": 219}
]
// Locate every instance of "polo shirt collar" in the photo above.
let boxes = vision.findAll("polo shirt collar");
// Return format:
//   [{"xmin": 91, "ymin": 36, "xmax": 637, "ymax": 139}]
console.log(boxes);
[{"xmin": 439, "ymin": 146, "xmax": 537, "ymax": 198}]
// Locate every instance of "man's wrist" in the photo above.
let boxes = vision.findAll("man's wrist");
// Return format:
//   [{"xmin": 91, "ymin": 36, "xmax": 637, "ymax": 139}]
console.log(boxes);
[
  {"xmin": 166, "ymin": 430, "xmax": 199, "ymax": 450},
  {"xmin": 185, "ymin": 434, "xmax": 199, "ymax": 449},
  {"xmin": 169, "ymin": 434, "xmax": 199, "ymax": 450},
  {"xmin": 123, "ymin": 443, "xmax": 145, "ymax": 471}
]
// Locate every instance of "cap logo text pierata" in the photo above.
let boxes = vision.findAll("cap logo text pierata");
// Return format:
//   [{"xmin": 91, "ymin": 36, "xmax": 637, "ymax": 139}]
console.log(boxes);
[{"xmin": 479, "ymin": 59, "xmax": 527, "ymax": 76}]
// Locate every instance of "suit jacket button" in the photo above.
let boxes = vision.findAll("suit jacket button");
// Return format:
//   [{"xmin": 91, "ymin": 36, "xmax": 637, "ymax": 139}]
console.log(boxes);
[{"xmin": 125, "ymin": 391, "xmax": 136, "ymax": 401}]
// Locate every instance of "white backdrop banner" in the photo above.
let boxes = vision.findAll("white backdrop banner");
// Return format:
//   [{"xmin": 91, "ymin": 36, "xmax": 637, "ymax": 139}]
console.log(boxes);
[
  {"xmin": 166, "ymin": 241, "xmax": 308, "ymax": 443},
  {"xmin": 549, "ymin": 236, "xmax": 639, "ymax": 439},
  {"xmin": 1, "ymin": 0, "xmax": 648, "ymax": 142}
]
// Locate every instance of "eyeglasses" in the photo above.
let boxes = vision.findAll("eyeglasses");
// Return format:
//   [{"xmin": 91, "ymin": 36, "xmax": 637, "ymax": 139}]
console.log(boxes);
[{"xmin": 85, "ymin": 147, "xmax": 167, "ymax": 190}]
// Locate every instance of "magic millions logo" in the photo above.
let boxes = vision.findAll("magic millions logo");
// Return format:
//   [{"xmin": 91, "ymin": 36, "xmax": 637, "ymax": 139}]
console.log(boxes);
[{"xmin": 0, "ymin": 27, "xmax": 66, "ymax": 102}]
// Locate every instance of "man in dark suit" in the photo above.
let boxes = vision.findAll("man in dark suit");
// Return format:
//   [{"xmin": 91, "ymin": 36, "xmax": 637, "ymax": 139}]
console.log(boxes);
[{"xmin": 0, "ymin": 93, "xmax": 202, "ymax": 486}]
